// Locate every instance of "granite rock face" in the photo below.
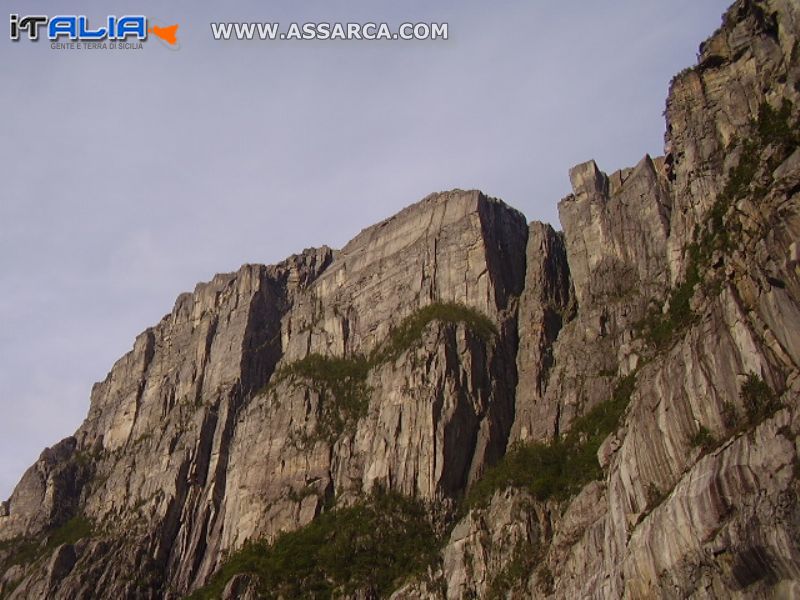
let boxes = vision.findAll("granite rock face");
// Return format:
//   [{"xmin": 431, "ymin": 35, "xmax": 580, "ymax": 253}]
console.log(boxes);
[
  {"xmin": 425, "ymin": 1, "xmax": 800, "ymax": 598},
  {"xmin": 3, "ymin": 1, "xmax": 800, "ymax": 599},
  {"xmin": 0, "ymin": 190, "xmax": 531, "ymax": 599},
  {"xmin": 509, "ymin": 223, "xmax": 573, "ymax": 444}
]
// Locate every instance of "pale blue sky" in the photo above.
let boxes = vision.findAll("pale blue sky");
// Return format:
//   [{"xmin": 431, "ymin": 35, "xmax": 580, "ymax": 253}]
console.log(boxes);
[{"xmin": 0, "ymin": 0, "xmax": 732, "ymax": 498}]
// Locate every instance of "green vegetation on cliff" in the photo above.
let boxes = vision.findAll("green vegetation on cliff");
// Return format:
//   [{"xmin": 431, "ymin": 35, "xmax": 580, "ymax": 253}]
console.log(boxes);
[
  {"xmin": 271, "ymin": 302, "xmax": 497, "ymax": 442},
  {"xmin": 276, "ymin": 353, "xmax": 372, "ymax": 441},
  {"xmin": 740, "ymin": 372, "xmax": 780, "ymax": 425},
  {"xmin": 372, "ymin": 302, "xmax": 497, "ymax": 363},
  {"xmin": 467, "ymin": 373, "xmax": 636, "ymax": 507},
  {"xmin": 640, "ymin": 99, "xmax": 798, "ymax": 349},
  {"xmin": 187, "ymin": 491, "xmax": 437, "ymax": 600},
  {"xmin": 0, "ymin": 515, "xmax": 93, "ymax": 574}
]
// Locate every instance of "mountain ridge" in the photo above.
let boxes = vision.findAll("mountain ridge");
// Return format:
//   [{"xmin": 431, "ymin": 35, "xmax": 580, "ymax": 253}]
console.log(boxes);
[{"xmin": 3, "ymin": 0, "xmax": 800, "ymax": 597}]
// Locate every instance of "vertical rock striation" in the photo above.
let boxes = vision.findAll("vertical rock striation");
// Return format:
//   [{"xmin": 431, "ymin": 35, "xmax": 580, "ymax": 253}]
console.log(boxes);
[
  {"xmin": 2, "ymin": 1, "xmax": 800, "ymax": 598},
  {"xmin": 429, "ymin": 1, "xmax": 800, "ymax": 598},
  {"xmin": 1, "ymin": 191, "xmax": 531, "ymax": 598}
]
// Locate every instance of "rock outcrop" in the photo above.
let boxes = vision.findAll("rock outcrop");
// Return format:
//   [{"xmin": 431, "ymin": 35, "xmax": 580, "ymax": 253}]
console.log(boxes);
[
  {"xmin": 423, "ymin": 1, "xmax": 800, "ymax": 598},
  {"xmin": 0, "ymin": 190, "xmax": 533, "ymax": 599},
  {"xmin": 2, "ymin": 1, "xmax": 800, "ymax": 598}
]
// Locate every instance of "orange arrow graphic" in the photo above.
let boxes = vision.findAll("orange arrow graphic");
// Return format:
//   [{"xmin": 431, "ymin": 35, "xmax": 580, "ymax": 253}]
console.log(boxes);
[{"xmin": 149, "ymin": 24, "xmax": 178, "ymax": 45}]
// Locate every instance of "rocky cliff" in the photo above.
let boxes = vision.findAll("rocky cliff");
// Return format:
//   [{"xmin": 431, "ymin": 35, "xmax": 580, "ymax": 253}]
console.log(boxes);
[{"xmin": 2, "ymin": 1, "xmax": 800, "ymax": 598}]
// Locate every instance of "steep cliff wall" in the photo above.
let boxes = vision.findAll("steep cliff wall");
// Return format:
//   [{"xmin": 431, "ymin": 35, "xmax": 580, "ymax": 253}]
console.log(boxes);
[
  {"xmin": 0, "ymin": 191, "xmax": 533, "ymax": 599},
  {"xmin": 425, "ymin": 1, "xmax": 800, "ymax": 598},
  {"xmin": 2, "ymin": 1, "xmax": 800, "ymax": 599}
]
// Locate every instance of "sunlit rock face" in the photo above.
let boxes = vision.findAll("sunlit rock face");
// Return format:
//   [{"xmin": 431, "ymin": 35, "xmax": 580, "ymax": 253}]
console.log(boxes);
[{"xmin": 3, "ymin": 1, "xmax": 800, "ymax": 598}]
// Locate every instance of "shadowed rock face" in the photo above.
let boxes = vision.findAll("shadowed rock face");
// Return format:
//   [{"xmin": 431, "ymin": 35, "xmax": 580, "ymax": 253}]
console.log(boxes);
[
  {"xmin": 432, "ymin": 1, "xmax": 800, "ymax": 598},
  {"xmin": 3, "ymin": 1, "xmax": 800, "ymax": 598},
  {"xmin": 0, "ymin": 190, "xmax": 532, "ymax": 598}
]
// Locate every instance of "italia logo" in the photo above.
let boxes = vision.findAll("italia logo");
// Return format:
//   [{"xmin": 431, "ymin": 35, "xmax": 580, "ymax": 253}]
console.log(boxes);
[{"xmin": 9, "ymin": 14, "xmax": 179, "ymax": 48}]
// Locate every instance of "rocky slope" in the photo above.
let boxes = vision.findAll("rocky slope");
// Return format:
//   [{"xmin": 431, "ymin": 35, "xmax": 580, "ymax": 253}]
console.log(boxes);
[{"xmin": 2, "ymin": 0, "xmax": 800, "ymax": 598}]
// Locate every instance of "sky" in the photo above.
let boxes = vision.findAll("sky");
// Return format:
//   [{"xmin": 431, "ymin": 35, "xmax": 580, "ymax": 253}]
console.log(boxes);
[{"xmin": 0, "ymin": 0, "xmax": 733, "ymax": 500}]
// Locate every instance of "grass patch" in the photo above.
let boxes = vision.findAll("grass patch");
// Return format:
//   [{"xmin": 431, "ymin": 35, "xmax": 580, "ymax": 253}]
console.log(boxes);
[
  {"xmin": 485, "ymin": 540, "xmax": 538, "ymax": 600},
  {"xmin": 721, "ymin": 138, "xmax": 760, "ymax": 202},
  {"xmin": 645, "ymin": 483, "xmax": 666, "ymax": 511},
  {"xmin": 757, "ymin": 99, "xmax": 797, "ymax": 150},
  {"xmin": 640, "ymin": 100, "xmax": 798, "ymax": 349},
  {"xmin": 721, "ymin": 401, "xmax": 738, "ymax": 430},
  {"xmin": 277, "ymin": 353, "xmax": 372, "ymax": 442},
  {"xmin": 0, "ymin": 537, "xmax": 41, "ymax": 570},
  {"xmin": 689, "ymin": 425, "xmax": 716, "ymax": 452},
  {"xmin": 187, "ymin": 490, "xmax": 438, "ymax": 600},
  {"xmin": 689, "ymin": 374, "xmax": 782, "ymax": 455},
  {"xmin": 372, "ymin": 302, "xmax": 497, "ymax": 364},
  {"xmin": 0, "ymin": 577, "xmax": 21, "ymax": 600},
  {"xmin": 721, "ymin": 100, "xmax": 797, "ymax": 204},
  {"xmin": 271, "ymin": 303, "xmax": 497, "ymax": 443},
  {"xmin": 741, "ymin": 373, "xmax": 780, "ymax": 426},
  {"xmin": 467, "ymin": 374, "xmax": 636, "ymax": 507},
  {"xmin": 46, "ymin": 516, "xmax": 93, "ymax": 549},
  {"xmin": 639, "ymin": 244, "xmax": 701, "ymax": 349},
  {"xmin": 536, "ymin": 564, "xmax": 555, "ymax": 595},
  {"xmin": 0, "ymin": 515, "xmax": 93, "ymax": 572}
]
